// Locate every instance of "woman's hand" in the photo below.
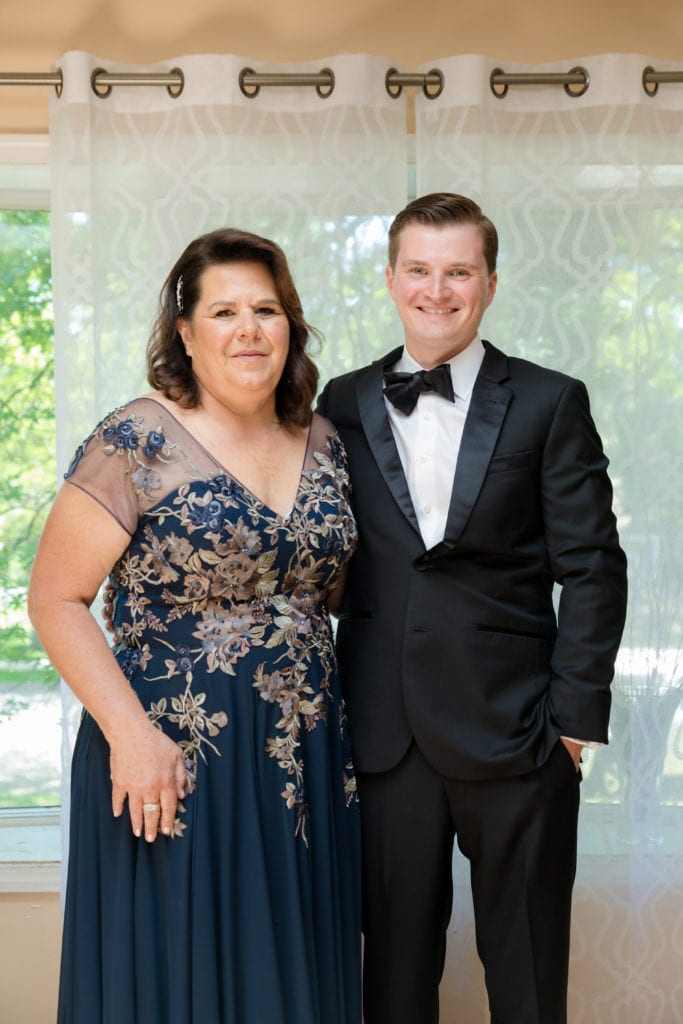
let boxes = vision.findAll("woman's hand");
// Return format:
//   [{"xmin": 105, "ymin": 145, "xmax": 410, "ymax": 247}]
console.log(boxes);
[{"xmin": 109, "ymin": 721, "xmax": 187, "ymax": 841}]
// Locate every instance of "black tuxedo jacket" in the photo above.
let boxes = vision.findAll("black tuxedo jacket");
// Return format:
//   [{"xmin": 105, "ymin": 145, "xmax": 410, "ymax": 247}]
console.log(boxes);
[{"xmin": 318, "ymin": 341, "xmax": 628, "ymax": 780}]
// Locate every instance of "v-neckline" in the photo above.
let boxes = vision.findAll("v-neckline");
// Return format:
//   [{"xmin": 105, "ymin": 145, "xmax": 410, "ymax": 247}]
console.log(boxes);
[{"xmin": 140, "ymin": 396, "xmax": 313, "ymax": 522}]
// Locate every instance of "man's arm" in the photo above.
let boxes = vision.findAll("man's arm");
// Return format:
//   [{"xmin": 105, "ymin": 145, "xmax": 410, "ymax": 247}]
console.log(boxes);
[
  {"xmin": 541, "ymin": 378, "xmax": 628, "ymax": 743},
  {"xmin": 316, "ymin": 379, "xmax": 332, "ymax": 418}
]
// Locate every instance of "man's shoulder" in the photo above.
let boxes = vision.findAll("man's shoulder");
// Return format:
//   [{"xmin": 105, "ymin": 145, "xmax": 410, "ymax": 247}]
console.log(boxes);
[
  {"xmin": 483, "ymin": 340, "xmax": 584, "ymax": 391},
  {"xmin": 324, "ymin": 366, "xmax": 365, "ymax": 391},
  {"xmin": 319, "ymin": 346, "xmax": 401, "ymax": 399}
]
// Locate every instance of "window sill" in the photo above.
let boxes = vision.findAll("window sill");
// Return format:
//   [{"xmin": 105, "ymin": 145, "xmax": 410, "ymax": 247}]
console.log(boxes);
[{"xmin": 0, "ymin": 808, "xmax": 60, "ymax": 893}]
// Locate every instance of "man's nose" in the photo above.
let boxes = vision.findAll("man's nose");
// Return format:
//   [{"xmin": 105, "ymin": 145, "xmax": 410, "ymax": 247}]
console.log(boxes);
[{"xmin": 425, "ymin": 273, "xmax": 452, "ymax": 300}]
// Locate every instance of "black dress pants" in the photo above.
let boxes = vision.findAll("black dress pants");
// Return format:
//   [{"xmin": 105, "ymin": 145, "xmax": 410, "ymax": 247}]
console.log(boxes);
[{"xmin": 358, "ymin": 740, "xmax": 580, "ymax": 1024}]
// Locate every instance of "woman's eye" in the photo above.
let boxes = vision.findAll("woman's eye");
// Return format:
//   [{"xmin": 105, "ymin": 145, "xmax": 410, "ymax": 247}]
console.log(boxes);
[{"xmin": 256, "ymin": 306, "xmax": 280, "ymax": 316}]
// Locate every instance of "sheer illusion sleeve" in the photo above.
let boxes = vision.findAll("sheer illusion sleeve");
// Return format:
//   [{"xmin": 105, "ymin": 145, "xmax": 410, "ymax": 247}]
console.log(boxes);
[
  {"xmin": 308, "ymin": 414, "xmax": 354, "ymax": 500},
  {"xmin": 64, "ymin": 397, "xmax": 206, "ymax": 536},
  {"xmin": 64, "ymin": 406, "xmax": 144, "ymax": 535}
]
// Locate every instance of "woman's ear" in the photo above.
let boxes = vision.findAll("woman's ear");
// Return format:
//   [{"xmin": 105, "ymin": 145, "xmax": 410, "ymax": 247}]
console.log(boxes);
[{"xmin": 177, "ymin": 318, "xmax": 192, "ymax": 357}]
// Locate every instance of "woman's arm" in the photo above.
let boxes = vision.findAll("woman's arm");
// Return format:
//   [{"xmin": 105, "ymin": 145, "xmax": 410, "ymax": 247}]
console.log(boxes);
[
  {"xmin": 327, "ymin": 564, "xmax": 349, "ymax": 619},
  {"xmin": 28, "ymin": 482, "xmax": 186, "ymax": 841}
]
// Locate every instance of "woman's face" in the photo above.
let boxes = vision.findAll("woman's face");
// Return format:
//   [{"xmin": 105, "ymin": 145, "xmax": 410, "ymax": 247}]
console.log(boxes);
[{"xmin": 177, "ymin": 260, "xmax": 290, "ymax": 412}]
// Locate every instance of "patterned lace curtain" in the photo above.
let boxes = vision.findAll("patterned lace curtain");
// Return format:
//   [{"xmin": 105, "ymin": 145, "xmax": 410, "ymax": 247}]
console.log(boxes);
[
  {"xmin": 48, "ymin": 48, "xmax": 683, "ymax": 1015},
  {"xmin": 415, "ymin": 53, "xmax": 683, "ymax": 1020},
  {"xmin": 49, "ymin": 49, "xmax": 407, "ymax": 880}
]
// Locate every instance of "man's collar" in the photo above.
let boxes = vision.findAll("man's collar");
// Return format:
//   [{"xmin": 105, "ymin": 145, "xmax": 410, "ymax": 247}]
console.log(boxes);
[{"xmin": 395, "ymin": 335, "xmax": 485, "ymax": 399}]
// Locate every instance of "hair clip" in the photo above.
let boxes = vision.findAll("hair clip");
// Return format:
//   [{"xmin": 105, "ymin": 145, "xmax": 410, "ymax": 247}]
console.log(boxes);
[{"xmin": 176, "ymin": 275, "xmax": 184, "ymax": 314}]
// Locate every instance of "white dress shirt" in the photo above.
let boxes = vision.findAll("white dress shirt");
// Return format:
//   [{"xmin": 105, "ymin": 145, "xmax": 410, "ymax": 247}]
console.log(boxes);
[{"xmin": 384, "ymin": 335, "xmax": 485, "ymax": 550}]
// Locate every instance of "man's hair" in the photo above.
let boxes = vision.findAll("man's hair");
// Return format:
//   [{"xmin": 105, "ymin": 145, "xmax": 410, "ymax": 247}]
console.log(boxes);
[{"xmin": 388, "ymin": 193, "xmax": 498, "ymax": 275}]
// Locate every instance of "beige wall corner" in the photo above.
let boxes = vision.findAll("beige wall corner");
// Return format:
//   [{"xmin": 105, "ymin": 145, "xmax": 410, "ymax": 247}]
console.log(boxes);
[{"xmin": 0, "ymin": 892, "xmax": 60, "ymax": 1024}]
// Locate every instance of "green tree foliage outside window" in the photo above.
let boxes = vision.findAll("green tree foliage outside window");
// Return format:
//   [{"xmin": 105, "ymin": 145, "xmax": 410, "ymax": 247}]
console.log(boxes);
[{"xmin": 0, "ymin": 211, "xmax": 57, "ymax": 690}]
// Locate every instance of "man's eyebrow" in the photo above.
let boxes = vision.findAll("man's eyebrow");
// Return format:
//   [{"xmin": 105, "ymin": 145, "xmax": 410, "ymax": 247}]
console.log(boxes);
[{"xmin": 400, "ymin": 259, "xmax": 478, "ymax": 269}]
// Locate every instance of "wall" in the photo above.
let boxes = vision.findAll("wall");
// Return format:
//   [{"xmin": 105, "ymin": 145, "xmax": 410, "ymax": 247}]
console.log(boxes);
[
  {"xmin": 0, "ymin": 892, "xmax": 60, "ymax": 1022},
  {"xmin": 1, "ymin": 1, "xmax": 682, "ymax": 1020},
  {"xmin": 1, "ymin": 0, "xmax": 682, "ymax": 132}
]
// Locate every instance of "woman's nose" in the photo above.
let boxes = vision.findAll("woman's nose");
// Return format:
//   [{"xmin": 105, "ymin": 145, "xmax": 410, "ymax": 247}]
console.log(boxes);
[{"xmin": 235, "ymin": 309, "xmax": 260, "ymax": 338}]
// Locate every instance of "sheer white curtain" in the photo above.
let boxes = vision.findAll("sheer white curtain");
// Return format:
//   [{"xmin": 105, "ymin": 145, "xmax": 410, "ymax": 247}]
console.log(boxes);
[
  {"xmin": 416, "ymin": 53, "xmax": 683, "ymax": 1021},
  {"xmin": 48, "ymin": 48, "xmax": 683, "ymax": 1017},
  {"xmin": 48, "ymin": 49, "xmax": 407, "ymax": 875}
]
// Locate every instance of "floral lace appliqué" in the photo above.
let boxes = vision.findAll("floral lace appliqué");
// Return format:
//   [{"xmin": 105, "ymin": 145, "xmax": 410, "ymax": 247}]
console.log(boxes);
[{"xmin": 89, "ymin": 404, "xmax": 358, "ymax": 845}]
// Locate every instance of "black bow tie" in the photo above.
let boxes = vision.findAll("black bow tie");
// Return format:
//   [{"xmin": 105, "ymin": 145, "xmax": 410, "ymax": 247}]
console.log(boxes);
[{"xmin": 383, "ymin": 363, "xmax": 455, "ymax": 415}]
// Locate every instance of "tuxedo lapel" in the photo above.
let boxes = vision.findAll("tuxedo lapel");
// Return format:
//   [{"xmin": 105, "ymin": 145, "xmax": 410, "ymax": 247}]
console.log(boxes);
[
  {"xmin": 441, "ymin": 342, "xmax": 512, "ymax": 546},
  {"xmin": 356, "ymin": 347, "xmax": 422, "ymax": 536}
]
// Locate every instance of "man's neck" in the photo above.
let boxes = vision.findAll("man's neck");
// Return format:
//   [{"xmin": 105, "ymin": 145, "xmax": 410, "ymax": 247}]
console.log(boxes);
[{"xmin": 402, "ymin": 333, "xmax": 480, "ymax": 370}]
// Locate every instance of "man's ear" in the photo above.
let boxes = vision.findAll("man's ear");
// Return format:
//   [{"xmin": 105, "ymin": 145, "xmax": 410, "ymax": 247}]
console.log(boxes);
[
  {"xmin": 385, "ymin": 263, "xmax": 395, "ymax": 298},
  {"xmin": 486, "ymin": 271, "xmax": 498, "ymax": 309}
]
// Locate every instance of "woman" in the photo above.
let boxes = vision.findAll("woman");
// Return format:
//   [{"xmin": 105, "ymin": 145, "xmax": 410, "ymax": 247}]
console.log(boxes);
[{"xmin": 28, "ymin": 228, "xmax": 361, "ymax": 1024}]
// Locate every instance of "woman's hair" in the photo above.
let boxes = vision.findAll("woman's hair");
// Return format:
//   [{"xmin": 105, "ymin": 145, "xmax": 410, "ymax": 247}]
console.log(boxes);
[
  {"xmin": 388, "ymin": 192, "xmax": 498, "ymax": 275},
  {"xmin": 147, "ymin": 227, "xmax": 320, "ymax": 429}
]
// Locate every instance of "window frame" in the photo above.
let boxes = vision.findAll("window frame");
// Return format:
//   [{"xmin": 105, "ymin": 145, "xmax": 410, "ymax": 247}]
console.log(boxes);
[{"xmin": 0, "ymin": 133, "xmax": 60, "ymax": 890}]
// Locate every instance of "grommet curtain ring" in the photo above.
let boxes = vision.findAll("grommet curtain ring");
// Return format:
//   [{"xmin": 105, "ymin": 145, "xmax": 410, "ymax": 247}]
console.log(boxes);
[
  {"xmin": 238, "ymin": 67, "xmax": 335, "ymax": 99},
  {"xmin": 490, "ymin": 66, "xmax": 590, "ymax": 99},
  {"xmin": 385, "ymin": 68, "xmax": 444, "ymax": 99},
  {"xmin": 90, "ymin": 67, "xmax": 185, "ymax": 98}
]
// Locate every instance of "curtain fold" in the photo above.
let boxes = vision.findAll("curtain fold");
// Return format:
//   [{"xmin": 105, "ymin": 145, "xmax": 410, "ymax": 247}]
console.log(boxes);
[{"xmin": 416, "ymin": 52, "xmax": 683, "ymax": 1020}]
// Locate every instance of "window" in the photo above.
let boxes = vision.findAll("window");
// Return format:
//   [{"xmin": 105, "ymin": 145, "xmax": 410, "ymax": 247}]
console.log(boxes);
[{"xmin": 0, "ymin": 139, "xmax": 60, "ymax": 813}]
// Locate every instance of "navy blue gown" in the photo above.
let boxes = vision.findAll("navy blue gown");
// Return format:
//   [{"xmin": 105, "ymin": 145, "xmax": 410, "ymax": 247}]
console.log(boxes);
[{"xmin": 57, "ymin": 398, "xmax": 361, "ymax": 1024}]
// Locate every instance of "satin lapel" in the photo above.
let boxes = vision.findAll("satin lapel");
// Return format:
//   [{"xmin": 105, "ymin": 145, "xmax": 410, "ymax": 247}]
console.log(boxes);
[
  {"xmin": 442, "ymin": 343, "xmax": 512, "ymax": 545},
  {"xmin": 356, "ymin": 348, "xmax": 422, "ymax": 536}
]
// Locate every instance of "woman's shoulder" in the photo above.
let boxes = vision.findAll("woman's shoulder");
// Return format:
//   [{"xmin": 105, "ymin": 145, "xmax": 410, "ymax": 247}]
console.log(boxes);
[
  {"xmin": 67, "ymin": 394, "xmax": 187, "ymax": 476},
  {"xmin": 77, "ymin": 395, "xmax": 166, "ymax": 450},
  {"xmin": 86, "ymin": 394, "xmax": 164, "ymax": 432},
  {"xmin": 64, "ymin": 394, "xmax": 207, "ymax": 529},
  {"xmin": 97, "ymin": 394, "xmax": 190, "ymax": 442},
  {"xmin": 308, "ymin": 412, "xmax": 349, "ymax": 468},
  {"xmin": 310, "ymin": 411, "xmax": 338, "ymax": 442},
  {"xmin": 115, "ymin": 392, "xmax": 179, "ymax": 423},
  {"xmin": 309, "ymin": 411, "xmax": 342, "ymax": 451}
]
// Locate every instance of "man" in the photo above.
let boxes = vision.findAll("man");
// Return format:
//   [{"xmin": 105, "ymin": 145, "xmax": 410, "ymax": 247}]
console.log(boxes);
[{"xmin": 317, "ymin": 193, "xmax": 627, "ymax": 1024}]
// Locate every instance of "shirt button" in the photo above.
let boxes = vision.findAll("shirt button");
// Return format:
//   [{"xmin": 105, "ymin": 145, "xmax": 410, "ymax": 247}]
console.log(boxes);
[
  {"xmin": 423, "ymin": 412, "xmax": 432, "ymax": 421},
  {"xmin": 420, "ymin": 454, "xmax": 429, "ymax": 463},
  {"xmin": 423, "ymin": 504, "xmax": 432, "ymax": 514}
]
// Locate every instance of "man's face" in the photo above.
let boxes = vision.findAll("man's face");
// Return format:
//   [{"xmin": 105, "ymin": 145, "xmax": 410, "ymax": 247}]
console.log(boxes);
[{"xmin": 386, "ymin": 222, "xmax": 497, "ymax": 368}]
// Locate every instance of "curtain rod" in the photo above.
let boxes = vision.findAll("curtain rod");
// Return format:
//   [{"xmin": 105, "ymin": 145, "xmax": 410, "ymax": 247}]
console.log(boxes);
[
  {"xmin": 490, "ymin": 67, "xmax": 590, "ymax": 97},
  {"xmin": 0, "ymin": 65, "xmax": 681, "ymax": 100}
]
